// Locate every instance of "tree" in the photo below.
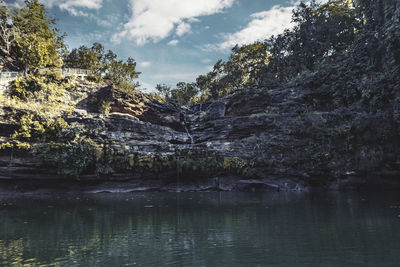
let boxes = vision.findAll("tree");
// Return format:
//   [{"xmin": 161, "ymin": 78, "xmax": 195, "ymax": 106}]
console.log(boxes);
[
  {"xmin": 64, "ymin": 43, "xmax": 104, "ymax": 72},
  {"xmin": 105, "ymin": 57, "xmax": 139, "ymax": 85},
  {"xmin": 155, "ymin": 84, "xmax": 171, "ymax": 99},
  {"xmin": 171, "ymin": 82, "xmax": 198, "ymax": 105},
  {"xmin": 64, "ymin": 42, "xmax": 141, "ymax": 93},
  {"xmin": 196, "ymin": 59, "xmax": 226, "ymax": 99},
  {"xmin": 191, "ymin": 0, "xmax": 359, "ymax": 101},
  {"xmin": 0, "ymin": 3, "xmax": 18, "ymax": 58},
  {"xmin": 261, "ymin": 0, "xmax": 360, "ymax": 81},
  {"xmin": 225, "ymin": 42, "xmax": 271, "ymax": 88},
  {"xmin": 354, "ymin": 0, "xmax": 400, "ymax": 70},
  {"xmin": 11, "ymin": 0, "xmax": 65, "ymax": 71},
  {"xmin": 14, "ymin": 34, "xmax": 62, "ymax": 71}
]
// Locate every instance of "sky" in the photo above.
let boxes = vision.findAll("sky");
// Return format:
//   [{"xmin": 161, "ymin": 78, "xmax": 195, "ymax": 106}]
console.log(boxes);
[{"xmin": 5, "ymin": 0, "xmax": 322, "ymax": 92}]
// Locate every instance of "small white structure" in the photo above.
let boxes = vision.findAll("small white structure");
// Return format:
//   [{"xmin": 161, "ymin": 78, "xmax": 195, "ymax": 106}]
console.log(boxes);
[
  {"xmin": 0, "ymin": 72, "xmax": 19, "ymax": 91},
  {"xmin": 0, "ymin": 68, "xmax": 91, "ymax": 92},
  {"xmin": 61, "ymin": 68, "xmax": 92, "ymax": 79}
]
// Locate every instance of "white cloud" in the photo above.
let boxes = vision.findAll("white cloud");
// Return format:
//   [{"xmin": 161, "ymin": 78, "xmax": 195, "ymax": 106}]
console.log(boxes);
[
  {"xmin": 139, "ymin": 61, "xmax": 152, "ymax": 68},
  {"xmin": 214, "ymin": 4, "xmax": 295, "ymax": 51},
  {"xmin": 65, "ymin": 31, "xmax": 107, "ymax": 48},
  {"xmin": 112, "ymin": 0, "xmax": 235, "ymax": 45},
  {"xmin": 176, "ymin": 22, "xmax": 191, "ymax": 36},
  {"xmin": 38, "ymin": 0, "xmax": 60, "ymax": 8},
  {"xmin": 139, "ymin": 81, "xmax": 154, "ymax": 91},
  {"xmin": 201, "ymin": 58, "xmax": 213, "ymax": 64},
  {"xmin": 39, "ymin": 0, "xmax": 103, "ymax": 16},
  {"xmin": 4, "ymin": 0, "xmax": 25, "ymax": 8},
  {"xmin": 168, "ymin": 39, "xmax": 179, "ymax": 46},
  {"xmin": 211, "ymin": 0, "xmax": 331, "ymax": 50}
]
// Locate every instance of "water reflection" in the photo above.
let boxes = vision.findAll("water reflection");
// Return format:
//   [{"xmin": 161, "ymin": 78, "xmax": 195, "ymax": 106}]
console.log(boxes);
[{"xmin": 0, "ymin": 192, "xmax": 399, "ymax": 266}]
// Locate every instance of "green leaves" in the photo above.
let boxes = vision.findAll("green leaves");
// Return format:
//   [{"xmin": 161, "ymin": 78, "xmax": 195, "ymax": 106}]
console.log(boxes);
[
  {"xmin": 9, "ymin": 0, "xmax": 64, "ymax": 70},
  {"xmin": 182, "ymin": 1, "xmax": 361, "ymax": 103},
  {"xmin": 9, "ymin": 68, "xmax": 68, "ymax": 102},
  {"xmin": 170, "ymin": 82, "xmax": 198, "ymax": 105},
  {"xmin": 64, "ymin": 43, "xmax": 104, "ymax": 71},
  {"xmin": 14, "ymin": 33, "xmax": 62, "ymax": 70},
  {"xmin": 64, "ymin": 43, "xmax": 140, "ymax": 94}
]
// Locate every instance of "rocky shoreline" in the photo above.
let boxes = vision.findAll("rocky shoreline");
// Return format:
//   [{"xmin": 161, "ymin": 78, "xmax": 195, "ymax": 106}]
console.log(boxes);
[{"xmin": 1, "ymin": 174, "xmax": 400, "ymax": 194}]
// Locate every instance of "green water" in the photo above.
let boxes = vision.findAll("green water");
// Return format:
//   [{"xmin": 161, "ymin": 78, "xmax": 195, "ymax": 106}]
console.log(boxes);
[{"xmin": 0, "ymin": 192, "xmax": 400, "ymax": 266}]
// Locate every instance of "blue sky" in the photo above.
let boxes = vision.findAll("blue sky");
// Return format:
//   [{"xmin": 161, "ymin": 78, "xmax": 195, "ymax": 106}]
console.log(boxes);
[{"xmin": 6, "ymin": 0, "xmax": 315, "ymax": 91}]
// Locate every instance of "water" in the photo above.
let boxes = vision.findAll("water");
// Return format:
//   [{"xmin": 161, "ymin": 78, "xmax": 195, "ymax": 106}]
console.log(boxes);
[{"xmin": 1, "ymin": 192, "xmax": 400, "ymax": 266}]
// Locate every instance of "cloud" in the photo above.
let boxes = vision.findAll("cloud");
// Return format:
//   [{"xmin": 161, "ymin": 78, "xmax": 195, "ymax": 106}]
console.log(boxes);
[
  {"xmin": 139, "ymin": 61, "xmax": 152, "ymax": 68},
  {"xmin": 39, "ymin": 0, "xmax": 103, "ymax": 16},
  {"xmin": 176, "ymin": 22, "xmax": 191, "ymax": 36},
  {"xmin": 168, "ymin": 39, "xmax": 179, "ymax": 46},
  {"xmin": 139, "ymin": 81, "xmax": 154, "ymax": 91},
  {"xmin": 4, "ymin": 0, "xmax": 25, "ymax": 8},
  {"xmin": 112, "ymin": 0, "xmax": 235, "ymax": 45},
  {"xmin": 38, "ymin": 0, "xmax": 60, "ymax": 8},
  {"xmin": 210, "ymin": 0, "xmax": 331, "ymax": 51},
  {"xmin": 201, "ymin": 58, "xmax": 213, "ymax": 64},
  {"xmin": 65, "ymin": 31, "xmax": 107, "ymax": 49},
  {"xmin": 212, "ymin": 4, "xmax": 295, "ymax": 51}
]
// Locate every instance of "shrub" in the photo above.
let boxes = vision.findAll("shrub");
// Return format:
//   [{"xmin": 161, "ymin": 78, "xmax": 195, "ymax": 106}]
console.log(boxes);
[
  {"xmin": 12, "ymin": 112, "xmax": 69, "ymax": 142},
  {"xmin": 99, "ymin": 100, "xmax": 112, "ymax": 115},
  {"xmin": 37, "ymin": 136, "xmax": 102, "ymax": 176},
  {"xmin": 8, "ymin": 68, "xmax": 69, "ymax": 102},
  {"xmin": 86, "ymin": 73, "xmax": 103, "ymax": 83}
]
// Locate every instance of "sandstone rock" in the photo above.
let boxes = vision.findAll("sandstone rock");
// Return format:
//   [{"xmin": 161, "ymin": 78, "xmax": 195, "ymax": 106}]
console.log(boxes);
[{"xmin": 1, "ymin": 82, "xmax": 399, "ymax": 192}]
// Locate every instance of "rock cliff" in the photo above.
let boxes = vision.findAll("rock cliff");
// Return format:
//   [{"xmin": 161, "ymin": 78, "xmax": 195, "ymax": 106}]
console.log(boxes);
[{"xmin": 1, "ymin": 81, "xmax": 399, "ymax": 192}]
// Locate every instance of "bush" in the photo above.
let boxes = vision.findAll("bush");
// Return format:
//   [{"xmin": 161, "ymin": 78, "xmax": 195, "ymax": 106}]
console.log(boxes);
[
  {"xmin": 86, "ymin": 73, "xmax": 103, "ymax": 83},
  {"xmin": 9, "ymin": 69, "xmax": 70, "ymax": 102},
  {"xmin": 12, "ymin": 112, "xmax": 69, "ymax": 142},
  {"xmin": 99, "ymin": 100, "xmax": 112, "ymax": 115},
  {"xmin": 147, "ymin": 93, "xmax": 166, "ymax": 103},
  {"xmin": 37, "ymin": 135, "xmax": 102, "ymax": 176},
  {"xmin": 114, "ymin": 80, "xmax": 136, "ymax": 97}
]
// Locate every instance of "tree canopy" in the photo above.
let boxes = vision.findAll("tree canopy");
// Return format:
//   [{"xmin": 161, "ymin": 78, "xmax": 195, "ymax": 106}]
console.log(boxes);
[
  {"xmin": 169, "ymin": 0, "xmax": 399, "ymax": 108},
  {"xmin": 0, "ymin": 0, "xmax": 65, "ymax": 71},
  {"xmin": 0, "ymin": 0, "xmax": 140, "ymax": 92},
  {"xmin": 63, "ymin": 42, "xmax": 140, "ymax": 91}
]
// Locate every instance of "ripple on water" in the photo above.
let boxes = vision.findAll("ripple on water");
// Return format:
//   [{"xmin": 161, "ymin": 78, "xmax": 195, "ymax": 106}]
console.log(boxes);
[{"xmin": 0, "ymin": 192, "xmax": 400, "ymax": 266}]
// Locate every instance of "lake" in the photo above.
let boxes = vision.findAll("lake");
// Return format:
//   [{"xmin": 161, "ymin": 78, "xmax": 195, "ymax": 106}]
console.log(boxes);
[{"xmin": 1, "ymin": 191, "xmax": 400, "ymax": 266}]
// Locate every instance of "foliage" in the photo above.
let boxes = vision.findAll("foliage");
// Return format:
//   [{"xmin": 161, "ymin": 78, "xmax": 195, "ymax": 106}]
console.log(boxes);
[
  {"xmin": 223, "ymin": 157, "xmax": 249, "ymax": 175},
  {"xmin": 295, "ymin": 0, "xmax": 400, "ymax": 110},
  {"xmin": 170, "ymin": 82, "xmax": 198, "ymax": 105},
  {"xmin": 195, "ymin": 43, "xmax": 272, "ymax": 100},
  {"xmin": 37, "ymin": 135, "xmax": 102, "ymax": 176},
  {"xmin": 11, "ymin": 112, "xmax": 68, "ymax": 142},
  {"xmin": 147, "ymin": 92, "xmax": 166, "ymax": 103},
  {"xmin": 64, "ymin": 43, "xmax": 104, "ymax": 72},
  {"xmin": 0, "ymin": 4, "xmax": 18, "ymax": 58},
  {"xmin": 0, "ymin": 0, "xmax": 65, "ymax": 71},
  {"xmin": 174, "ymin": 0, "xmax": 399, "ymax": 112},
  {"xmin": 99, "ymin": 100, "xmax": 112, "ymax": 115},
  {"xmin": 105, "ymin": 57, "xmax": 139, "ymax": 86},
  {"xmin": 155, "ymin": 83, "xmax": 171, "ymax": 99},
  {"xmin": 64, "ymin": 43, "xmax": 140, "ymax": 93},
  {"xmin": 170, "ymin": 0, "xmax": 360, "ymax": 104},
  {"xmin": 8, "ymin": 68, "xmax": 69, "ymax": 102}
]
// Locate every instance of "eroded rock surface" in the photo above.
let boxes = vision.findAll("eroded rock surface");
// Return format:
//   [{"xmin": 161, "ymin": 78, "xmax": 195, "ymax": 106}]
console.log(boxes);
[{"xmin": 1, "ymin": 83, "xmax": 399, "ymax": 192}]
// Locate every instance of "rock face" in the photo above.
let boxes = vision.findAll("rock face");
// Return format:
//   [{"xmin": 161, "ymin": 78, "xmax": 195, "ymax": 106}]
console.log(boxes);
[{"xmin": 1, "ymin": 82, "xmax": 400, "ymax": 192}]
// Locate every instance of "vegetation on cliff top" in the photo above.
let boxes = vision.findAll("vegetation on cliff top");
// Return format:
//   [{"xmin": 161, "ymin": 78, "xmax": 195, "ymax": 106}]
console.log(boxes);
[{"xmin": 166, "ymin": 0, "xmax": 399, "ymax": 109}]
